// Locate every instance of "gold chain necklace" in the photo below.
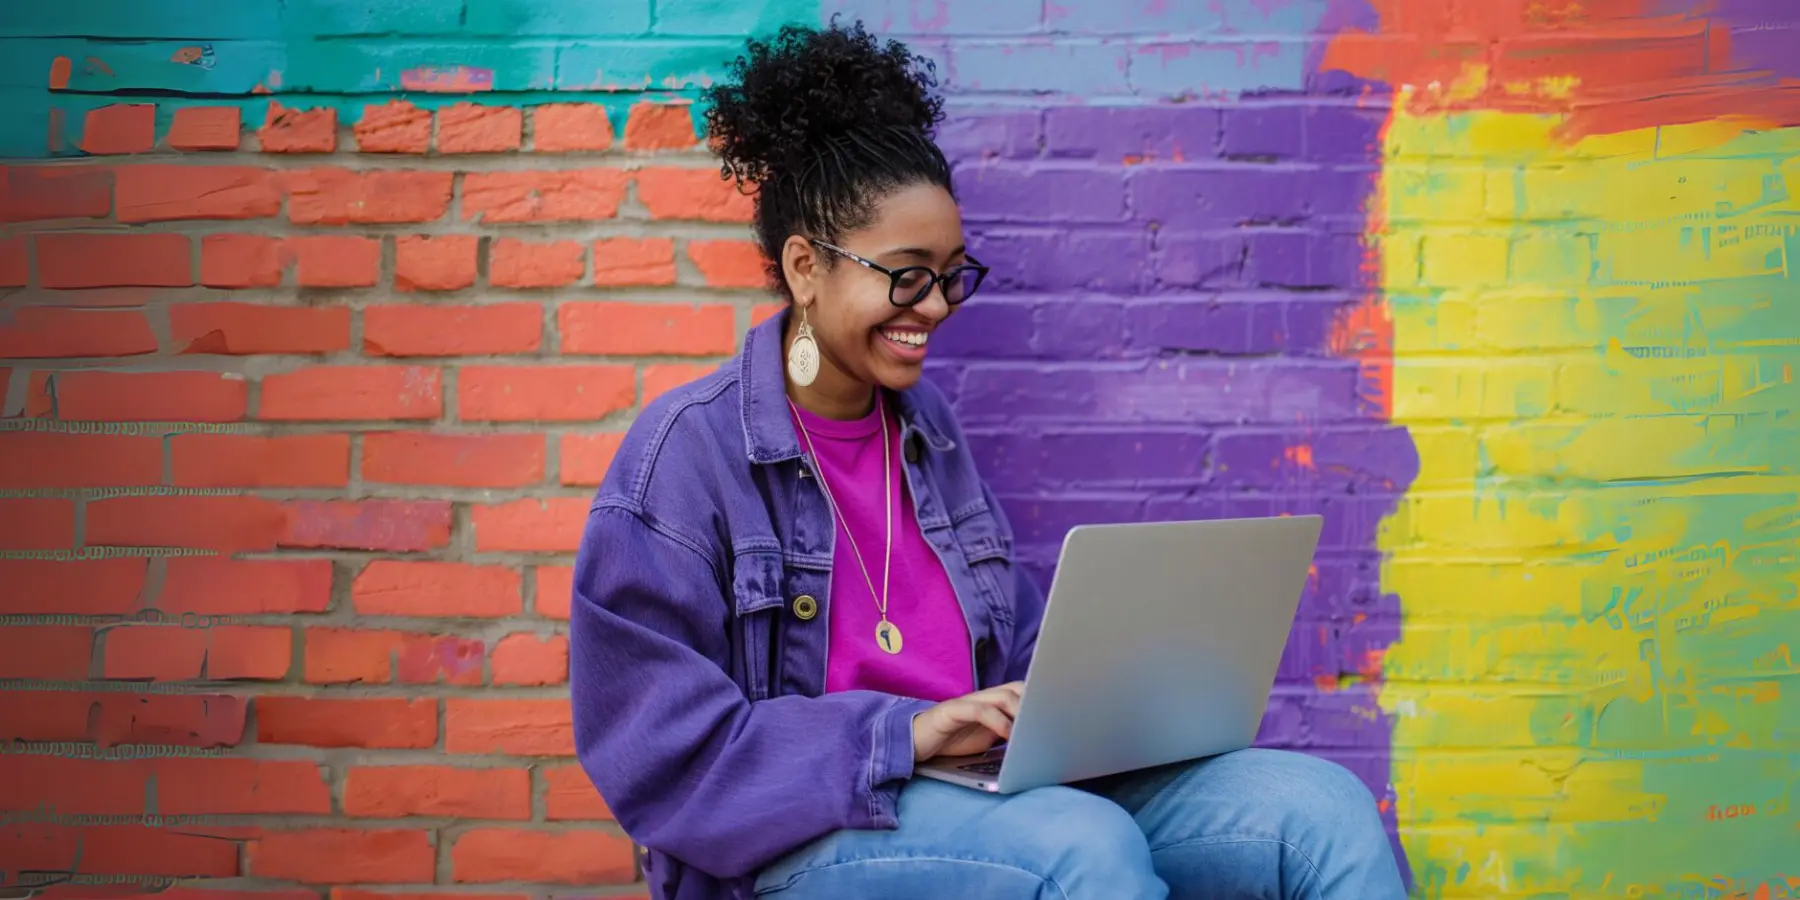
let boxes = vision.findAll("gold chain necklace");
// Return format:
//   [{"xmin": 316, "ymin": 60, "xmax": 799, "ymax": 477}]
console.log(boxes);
[{"xmin": 789, "ymin": 394, "xmax": 903, "ymax": 655}]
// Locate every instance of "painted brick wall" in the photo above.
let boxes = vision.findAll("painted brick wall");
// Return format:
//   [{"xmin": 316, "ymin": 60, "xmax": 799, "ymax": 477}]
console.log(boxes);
[{"xmin": 1, "ymin": 0, "xmax": 1796, "ymax": 898}]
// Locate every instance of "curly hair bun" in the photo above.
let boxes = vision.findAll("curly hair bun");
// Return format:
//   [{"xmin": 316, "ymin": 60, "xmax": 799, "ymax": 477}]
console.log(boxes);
[{"xmin": 703, "ymin": 19, "xmax": 946, "ymax": 189}]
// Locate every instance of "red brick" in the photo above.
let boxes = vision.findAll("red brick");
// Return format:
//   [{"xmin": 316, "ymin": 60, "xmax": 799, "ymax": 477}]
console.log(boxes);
[
  {"xmin": 155, "ymin": 758, "xmax": 332, "ymax": 814},
  {"xmin": 171, "ymin": 433, "xmax": 351, "ymax": 488},
  {"xmin": 452, "ymin": 828, "xmax": 635, "ymax": 884},
  {"xmin": 0, "ymin": 626, "xmax": 92, "ymax": 678},
  {"xmin": 345, "ymin": 766, "xmax": 530, "ymax": 819},
  {"xmin": 458, "ymin": 365, "xmax": 634, "ymax": 422},
  {"xmin": 201, "ymin": 233, "xmax": 284, "ymax": 287},
  {"xmin": 751, "ymin": 301, "xmax": 785, "ymax": 326},
  {"xmin": 160, "ymin": 557, "xmax": 333, "ymax": 614},
  {"xmin": 471, "ymin": 498, "xmax": 588, "ymax": 553},
  {"xmin": 168, "ymin": 106, "xmax": 242, "ymax": 151},
  {"xmin": 256, "ymin": 697, "xmax": 436, "ymax": 749},
  {"xmin": 364, "ymin": 303, "xmax": 542, "ymax": 356},
  {"xmin": 281, "ymin": 499, "xmax": 453, "ymax": 553},
  {"xmin": 644, "ymin": 363, "xmax": 717, "ymax": 403},
  {"xmin": 592, "ymin": 236, "xmax": 677, "ymax": 286},
  {"xmin": 534, "ymin": 566, "xmax": 574, "ymax": 619},
  {"xmin": 462, "ymin": 170, "xmax": 628, "ymax": 223},
  {"xmin": 543, "ymin": 764, "xmax": 612, "ymax": 820},
  {"xmin": 394, "ymin": 234, "xmax": 478, "ymax": 292},
  {"xmin": 0, "ymin": 689, "xmax": 247, "ymax": 746},
  {"xmin": 284, "ymin": 168, "xmax": 453, "ymax": 224},
  {"xmin": 0, "ymin": 558, "xmax": 147, "ymax": 614},
  {"xmin": 103, "ymin": 625, "xmax": 292, "ymax": 681},
  {"xmin": 81, "ymin": 104, "xmax": 156, "ymax": 154},
  {"xmin": 248, "ymin": 829, "xmax": 435, "ymax": 884},
  {"xmin": 87, "ymin": 495, "xmax": 289, "ymax": 552},
  {"xmin": 445, "ymin": 699, "xmax": 575, "ymax": 755},
  {"xmin": 351, "ymin": 560, "xmax": 524, "ymax": 617},
  {"xmin": 491, "ymin": 633, "xmax": 568, "ymax": 686},
  {"xmin": 27, "ymin": 369, "xmax": 248, "ymax": 421},
  {"xmin": 0, "ymin": 307, "xmax": 156, "ymax": 357},
  {"xmin": 333, "ymin": 892, "xmax": 528, "ymax": 900},
  {"xmin": 1, "ymin": 165, "xmax": 112, "ymax": 221},
  {"xmin": 288, "ymin": 235, "xmax": 381, "ymax": 287},
  {"xmin": 0, "ymin": 432, "xmax": 161, "ymax": 489},
  {"xmin": 171, "ymin": 302, "xmax": 351, "ymax": 355},
  {"xmin": 624, "ymin": 101, "xmax": 699, "ymax": 151},
  {"xmin": 304, "ymin": 628, "xmax": 485, "ymax": 686},
  {"xmin": 688, "ymin": 239, "xmax": 767, "ymax": 288},
  {"xmin": 0, "ymin": 498, "xmax": 76, "ymax": 550},
  {"xmin": 114, "ymin": 165, "xmax": 280, "ymax": 222},
  {"xmin": 0, "ymin": 757, "xmax": 150, "ymax": 815},
  {"xmin": 635, "ymin": 167, "xmax": 753, "ymax": 222},
  {"xmin": 37, "ymin": 232, "xmax": 191, "ymax": 289},
  {"xmin": 58, "ymin": 824, "xmax": 243, "ymax": 878},
  {"xmin": 560, "ymin": 301, "xmax": 736, "ymax": 356},
  {"xmin": 532, "ymin": 103, "xmax": 613, "ymax": 152},
  {"xmin": 260, "ymin": 365, "xmax": 443, "ymax": 421},
  {"xmin": 363, "ymin": 432, "xmax": 546, "ymax": 488},
  {"xmin": 489, "ymin": 238, "xmax": 584, "ymax": 288},
  {"xmin": 560, "ymin": 432, "xmax": 625, "ymax": 486},
  {"xmin": 440, "ymin": 103, "xmax": 523, "ymax": 153},
  {"xmin": 354, "ymin": 99, "xmax": 430, "ymax": 153},
  {"xmin": 0, "ymin": 235, "xmax": 26, "ymax": 286},
  {"xmin": 260, "ymin": 102, "xmax": 338, "ymax": 153}
]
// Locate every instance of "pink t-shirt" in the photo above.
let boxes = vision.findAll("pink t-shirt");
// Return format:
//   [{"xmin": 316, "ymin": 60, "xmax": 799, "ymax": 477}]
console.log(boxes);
[{"xmin": 791, "ymin": 397, "xmax": 975, "ymax": 703}]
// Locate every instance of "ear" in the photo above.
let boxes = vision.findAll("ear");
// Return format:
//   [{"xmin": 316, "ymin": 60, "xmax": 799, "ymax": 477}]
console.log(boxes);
[{"xmin": 780, "ymin": 235, "xmax": 822, "ymax": 306}]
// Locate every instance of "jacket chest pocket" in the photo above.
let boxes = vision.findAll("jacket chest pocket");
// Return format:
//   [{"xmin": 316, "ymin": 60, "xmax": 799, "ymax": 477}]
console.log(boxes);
[
  {"xmin": 952, "ymin": 510, "xmax": 1016, "ymax": 650},
  {"xmin": 729, "ymin": 551, "xmax": 786, "ymax": 701}
]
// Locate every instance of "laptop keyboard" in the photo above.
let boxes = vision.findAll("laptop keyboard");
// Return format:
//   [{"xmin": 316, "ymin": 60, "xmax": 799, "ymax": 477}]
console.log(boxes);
[{"xmin": 958, "ymin": 760, "xmax": 1003, "ymax": 775}]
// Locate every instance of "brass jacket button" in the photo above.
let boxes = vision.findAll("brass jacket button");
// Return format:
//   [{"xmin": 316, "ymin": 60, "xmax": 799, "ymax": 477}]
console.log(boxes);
[{"xmin": 792, "ymin": 594, "xmax": 818, "ymax": 620}]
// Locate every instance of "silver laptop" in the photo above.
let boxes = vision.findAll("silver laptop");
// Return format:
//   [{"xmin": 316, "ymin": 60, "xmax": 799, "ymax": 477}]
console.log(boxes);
[{"xmin": 917, "ymin": 515, "xmax": 1322, "ymax": 793}]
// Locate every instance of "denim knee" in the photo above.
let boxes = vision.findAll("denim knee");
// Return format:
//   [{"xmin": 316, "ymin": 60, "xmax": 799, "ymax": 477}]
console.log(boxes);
[{"xmin": 988, "ymin": 786, "xmax": 1163, "ymax": 897}]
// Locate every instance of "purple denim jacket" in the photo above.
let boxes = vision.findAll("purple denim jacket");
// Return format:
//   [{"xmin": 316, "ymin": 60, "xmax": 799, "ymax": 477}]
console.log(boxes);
[{"xmin": 569, "ymin": 309, "xmax": 1047, "ymax": 900}]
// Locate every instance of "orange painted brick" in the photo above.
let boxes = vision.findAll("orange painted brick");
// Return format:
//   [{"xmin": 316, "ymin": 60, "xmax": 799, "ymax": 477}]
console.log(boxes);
[
  {"xmin": 489, "ymin": 238, "xmax": 584, "ymax": 288},
  {"xmin": 344, "ymin": 766, "xmax": 530, "ymax": 819},
  {"xmin": 28, "ymin": 369, "xmax": 248, "ymax": 421},
  {"xmin": 36, "ymin": 232, "xmax": 191, "ymax": 289},
  {"xmin": 751, "ymin": 301, "xmax": 786, "ymax": 326},
  {"xmin": 259, "ymin": 365, "xmax": 443, "ymax": 421},
  {"xmin": 0, "ymin": 757, "xmax": 150, "ymax": 815},
  {"xmin": 304, "ymin": 628, "xmax": 484, "ymax": 686},
  {"xmin": 543, "ymin": 764, "xmax": 612, "ymax": 820},
  {"xmin": 471, "ymin": 498, "xmax": 589, "ymax": 553},
  {"xmin": 1, "ymin": 688, "xmax": 247, "ymax": 746},
  {"xmin": 288, "ymin": 235, "xmax": 381, "ymax": 287},
  {"xmin": 0, "ymin": 236, "xmax": 27, "ymax": 286},
  {"xmin": 644, "ymin": 363, "xmax": 718, "ymax": 403},
  {"xmin": 592, "ymin": 236, "xmax": 677, "ymax": 286},
  {"xmin": 1, "ymin": 166, "xmax": 112, "ymax": 222},
  {"xmin": 281, "ymin": 499, "xmax": 452, "ymax": 553},
  {"xmin": 170, "ymin": 302, "xmax": 351, "ymax": 355},
  {"xmin": 248, "ymin": 829, "xmax": 435, "ymax": 885},
  {"xmin": 364, "ymin": 303, "xmax": 542, "ymax": 356},
  {"xmin": 351, "ymin": 560, "xmax": 524, "ymax": 617},
  {"xmin": 354, "ymin": 99, "xmax": 430, "ymax": 153},
  {"xmin": 167, "ymin": 106, "xmax": 242, "ymax": 151},
  {"xmin": 688, "ymin": 239, "xmax": 767, "ymax": 288},
  {"xmin": 284, "ymin": 168, "xmax": 452, "ymax": 224},
  {"xmin": 394, "ymin": 234, "xmax": 478, "ymax": 292},
  {"xmin": 0, "ymin": 432, "xmax": 162, "ymax": 489},
  {"xmin": 491, "ymin": 633, "xmax": 568, "ymax": 686},
  {"xmin": 80, "ymin": 104, "xmax": 156, "ymax": 154},
  {"xmin": 451, "ymin": 828, "xmax": 635, "ymax": 884},
  {"xmin": 0, "ymin": 498, "xmax": 76, "ymax": 551},
  {"xmin": 0, "ymin": 626, "xmax": 92, "ymax": 679},
  {"xmin": 458, "ymin": 365, "xmax": 634, "ymax": 422},
  {"xmin": 463, "ymin": 169, "xmax": 628, "ymax": 223},
  {"xmin": 440, "ymin": 102, "xmax": 523, "ymax": 153},
  {"xmin": 0, "ymin": 307, "xmax": 156, "ymax": 358},
  {"xmin": 0, "ymin": 558, "xmax": 147, "ymax": 615},
  {"xmin": 114, "ymin": 165, "xmax": 280, "ymax": 223},
  {"xmin": 635, "ymin": 167, "xmax": 754, "ymax": 222},
  {"xmin": 445, "ymin": 698, "xmax": 575, "ymax": 755},
  {"xmin": 260, "ymin": 102, "xmax": 338, "ymax": 153},
  {"xmin": 624, "ymin": 101, "xmax": 699, "ymax": 151},
  {"xmin": 170, "ymin": 433, "xmax": 351, "ymax": 488},
  {"xmin": 53, "ymin": 824, "xmax": 241, "ymax": 879},
  {"xmin": 534, "ymin": 566, "xmax": 574, "ymax": 619},
  {"xmin": 333, "ymin": 892, "xmax": 530, "ymax": 900},
  {"xmin": 560, "ymin": 432, "xmax": 625, "ymax": 486},
  {"xmin": 362, "ymin": 432, "xmax": 546, "ymax": 489},
  {"xmin": 559, "ymin": 301, "xmax": 736, "ymax": 356},
  {"xmin": 256, "ymin": 697, "xmax": 437, "ymax": 749},
  {"xmin": 532, "ymin": 103, "xmax": 614, "ymax": 152},
  {"xmin": 155, "ymin": 758, "xmax": 332, "ymax": 814},
  {"xmin": 160, "ymin": 557, "xmax": 333, "ymax": 614},
  {"xmin": 201, "ymin": 234, "xmax": 284, "ymax": 287},
  {"xmin": 103, "ymin": 625, "xmax": 292, "ymax": 681},
  {"xmin": 86, "ymin": 495, "xmax": 288, "ymax": 553}
]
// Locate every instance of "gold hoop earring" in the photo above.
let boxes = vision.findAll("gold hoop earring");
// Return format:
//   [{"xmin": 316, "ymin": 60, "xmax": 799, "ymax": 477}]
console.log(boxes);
[{"xmin": 787, "ymin": 304, "xmax": 820, "ymax": 388}]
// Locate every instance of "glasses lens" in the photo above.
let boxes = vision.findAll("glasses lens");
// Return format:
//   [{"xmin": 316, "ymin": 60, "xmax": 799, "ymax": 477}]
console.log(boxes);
[
  {"xmin": 945, "ymin": 266, "xmax": 983, "ymax": 304},
  {"xmin": 891, "ymin": 268, "xmax": 934, "ymax": 306}
]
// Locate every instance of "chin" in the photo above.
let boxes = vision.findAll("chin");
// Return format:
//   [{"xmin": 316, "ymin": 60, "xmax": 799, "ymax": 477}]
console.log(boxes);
[{"xmin": 875, "ymin": 365, "xmax": 926, "ymax": 392}]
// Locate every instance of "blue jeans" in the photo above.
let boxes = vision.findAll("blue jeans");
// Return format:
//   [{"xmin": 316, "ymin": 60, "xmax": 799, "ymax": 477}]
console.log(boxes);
[{"xmin": 753, "ymin": 748, "xmax": 1408, "ymax": 899}]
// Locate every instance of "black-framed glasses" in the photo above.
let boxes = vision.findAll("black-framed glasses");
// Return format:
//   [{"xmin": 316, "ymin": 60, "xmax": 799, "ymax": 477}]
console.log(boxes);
[{"xmin": 811, "ymin": 239, "xmax": 989, "ymax": 308}]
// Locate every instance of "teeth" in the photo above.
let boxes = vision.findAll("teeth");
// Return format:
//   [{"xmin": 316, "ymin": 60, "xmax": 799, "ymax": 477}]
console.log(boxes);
[{"xmin": 883, "ymin": 330, "xmax": 927, "ymax": 347}]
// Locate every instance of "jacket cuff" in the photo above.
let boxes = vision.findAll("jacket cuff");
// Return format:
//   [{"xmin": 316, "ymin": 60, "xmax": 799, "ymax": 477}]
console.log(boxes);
[{"xmin": 866, "ymin": 696, "xmax": 935, "ymax": 827}]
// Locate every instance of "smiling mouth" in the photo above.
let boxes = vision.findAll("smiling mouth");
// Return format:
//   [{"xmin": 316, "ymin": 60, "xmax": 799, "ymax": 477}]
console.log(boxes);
[{"xmin": 881, "ymin": 328, "xmax": 928, "ymax": 348}]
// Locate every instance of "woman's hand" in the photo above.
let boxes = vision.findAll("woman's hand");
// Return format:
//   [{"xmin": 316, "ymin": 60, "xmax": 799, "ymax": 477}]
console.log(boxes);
[{"xmin": 911, "ymin": 681, "xmax": 1025, "ymax": 762}]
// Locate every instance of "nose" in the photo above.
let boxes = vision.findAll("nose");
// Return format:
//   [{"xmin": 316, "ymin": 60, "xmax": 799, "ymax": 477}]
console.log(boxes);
[{"xmin": 910, "ymin": 278, "xmax": 952, "ymax": 321}]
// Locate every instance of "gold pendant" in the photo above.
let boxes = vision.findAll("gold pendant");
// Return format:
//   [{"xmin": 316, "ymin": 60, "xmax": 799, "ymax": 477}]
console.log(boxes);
[{"xmin": 875, "ymin": 619, "xmax": 903, "ymax": 655}]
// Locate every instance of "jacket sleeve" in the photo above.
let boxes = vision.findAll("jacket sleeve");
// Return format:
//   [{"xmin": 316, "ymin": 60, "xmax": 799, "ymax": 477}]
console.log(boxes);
[
  {"xmin": 569, "ymin": 501, "xmax": 935, "ymax": 880},
  {"xmin": 985, "ymin": 481, "xmax": 1046, "ymax": 685}
]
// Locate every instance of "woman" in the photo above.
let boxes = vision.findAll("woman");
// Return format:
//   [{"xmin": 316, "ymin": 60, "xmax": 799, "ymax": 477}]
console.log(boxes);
[{"xmin": 569, "ymin": 20, "xmax": 1408, "ymax": 900}]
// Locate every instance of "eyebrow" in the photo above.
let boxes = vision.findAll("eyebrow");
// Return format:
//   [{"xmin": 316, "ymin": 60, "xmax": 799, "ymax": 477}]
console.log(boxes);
[{"xmin": 881, "ymin": 245, "xmax": 968, "ymax": 263}]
